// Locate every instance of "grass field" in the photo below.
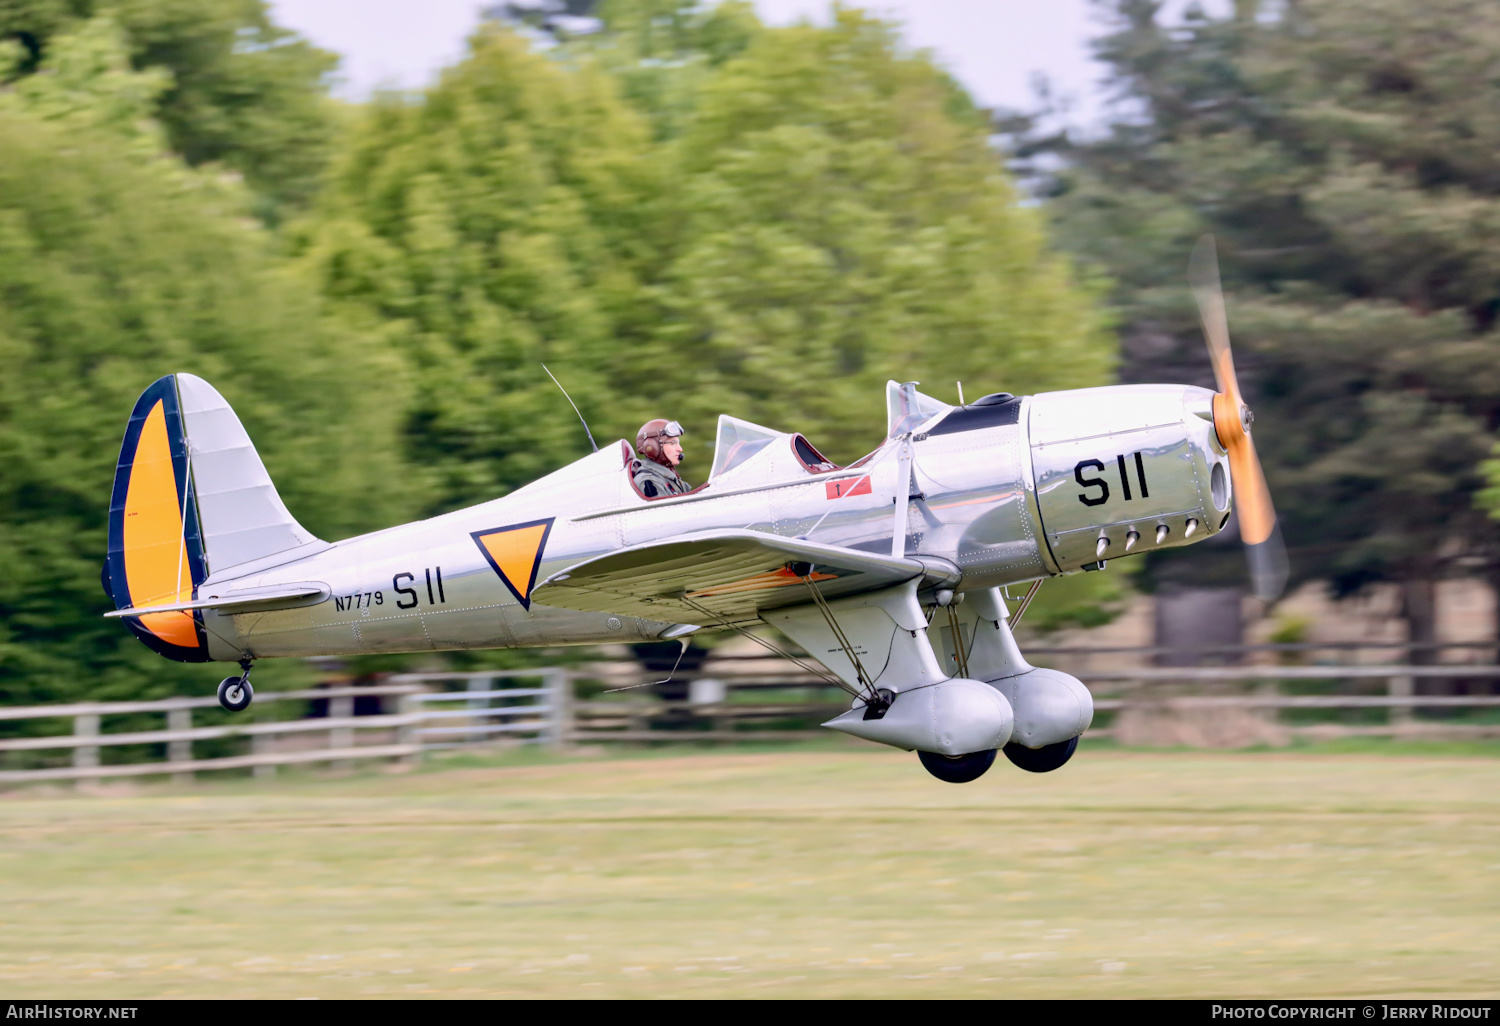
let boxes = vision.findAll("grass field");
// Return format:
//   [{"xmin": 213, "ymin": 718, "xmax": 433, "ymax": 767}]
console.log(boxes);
[{"xmin": 2, "ymin": 743, "xmax": 1498, "ymax": 998}]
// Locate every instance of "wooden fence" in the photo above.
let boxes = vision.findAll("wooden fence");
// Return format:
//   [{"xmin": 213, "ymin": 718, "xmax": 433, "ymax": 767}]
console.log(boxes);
[
  {"xmin": 566, "ymin": 660, "xmax": 1500, "ymax": 744},
  {"xmin": 0, "ymin": 670, "xmax": 568, "ymax": 787},
  {"xmin": 2, "ymin": 655, "xmax": 1497, "ymax": 788}
]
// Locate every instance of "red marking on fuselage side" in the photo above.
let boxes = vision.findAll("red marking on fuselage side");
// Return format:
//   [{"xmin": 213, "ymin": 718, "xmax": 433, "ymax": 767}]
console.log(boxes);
[{"xmin": 826, "ymin": 476, "xmax": 871, "ymax": 500}]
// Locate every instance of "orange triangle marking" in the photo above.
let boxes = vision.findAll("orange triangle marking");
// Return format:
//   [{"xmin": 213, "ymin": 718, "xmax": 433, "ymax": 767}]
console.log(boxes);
[{"xmin": 472, "ymin": 519, "xmax": 555, "ymax": 609}]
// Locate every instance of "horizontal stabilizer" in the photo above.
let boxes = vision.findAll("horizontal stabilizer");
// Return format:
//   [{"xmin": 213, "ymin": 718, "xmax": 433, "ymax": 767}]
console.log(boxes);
[
  {"xmin": 104, "ymin": 582, "xmax": 328, "ymax": 619},
  {"xmin": 533, "ymin": 529, "xmax": 956, "ymax": 623}
]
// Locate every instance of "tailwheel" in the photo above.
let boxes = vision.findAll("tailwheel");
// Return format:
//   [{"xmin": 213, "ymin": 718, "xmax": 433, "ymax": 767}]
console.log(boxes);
[
  {"xmin": 217, "ymin": 674, "xmax": 253, "ymax": 712},
  {"xmin": 918, "ymin": 748, "xmax": 996, "ymax": 784},
  {"xmin": 1003, "ymin": 736, "xmax": 1078, "ymax": 773}
]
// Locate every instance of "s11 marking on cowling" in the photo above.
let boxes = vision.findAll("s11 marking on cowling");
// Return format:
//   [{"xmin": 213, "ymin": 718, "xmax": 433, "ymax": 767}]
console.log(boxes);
[{"xmin": 1075, "ymin": 451, "xmax": 1150, "ymax": 507}]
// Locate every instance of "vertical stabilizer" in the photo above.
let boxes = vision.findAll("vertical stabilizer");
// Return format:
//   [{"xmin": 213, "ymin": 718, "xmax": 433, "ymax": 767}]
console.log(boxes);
[
  {"xmin": 174, "ymin": 373, "xmax": 317, "ymax": 573},
  {"xmin": 105, "ymin": 374, "xmax": 320, "ymax": 662}
]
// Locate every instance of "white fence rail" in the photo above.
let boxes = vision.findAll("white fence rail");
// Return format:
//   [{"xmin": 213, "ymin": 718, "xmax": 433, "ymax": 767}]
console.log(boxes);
[
  {"xmin": 0, "ymin": 670, "xmax": 568, "ymax": 787},
  {"xmin": 565, "ymin": 660, "xmax": 1500, "ymax": 743},
  {"xmin": 393, "ymin": 669, "xmax": 569, "ymax": 749},
  {"xmin": 2, "ymin": 659, "xmax": 1497, "ymax": 788}
]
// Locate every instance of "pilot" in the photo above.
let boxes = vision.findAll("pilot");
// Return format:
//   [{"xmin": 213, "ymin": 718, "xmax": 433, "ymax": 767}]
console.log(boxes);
[{"xmin": 633, "ymin": 419, "xmax": 691, "ymax": 499}]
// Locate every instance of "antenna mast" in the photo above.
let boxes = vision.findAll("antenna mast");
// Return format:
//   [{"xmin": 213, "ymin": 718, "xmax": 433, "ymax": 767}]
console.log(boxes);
[{"xmin": 541, "ymin": 364, "xmax": 599, "ymax": 453}]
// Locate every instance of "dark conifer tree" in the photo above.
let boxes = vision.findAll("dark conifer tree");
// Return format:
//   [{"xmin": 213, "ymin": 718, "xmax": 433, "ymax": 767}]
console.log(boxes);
[{"xmin": 1004, "ymin": 0, "xmax": 1500, "ymax": 657}]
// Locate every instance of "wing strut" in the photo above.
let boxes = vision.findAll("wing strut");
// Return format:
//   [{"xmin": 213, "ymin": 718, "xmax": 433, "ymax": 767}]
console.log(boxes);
[
  {"xmin": 942, "ymin": 601, "xmax": 972, "ymax": 679},
  {"xmin": 796, "ymin": 567, "xmax": 879, "ymax": 705},
  {"xmin": 677, "ymin": 593, "xmax": 856, "ymax": 697},
  {"xmin": 891, "ymin": 439, "xmax": 914, "ymax": 558},
  {"xmin": 1010, "ymin": 579, "xmax": 1044, "ymax": 627}
]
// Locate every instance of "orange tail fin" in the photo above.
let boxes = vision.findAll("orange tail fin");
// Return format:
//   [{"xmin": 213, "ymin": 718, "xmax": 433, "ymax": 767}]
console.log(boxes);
[{"xmin": 104, "ymin": 376, "xmax": 209, "ymax": 662}]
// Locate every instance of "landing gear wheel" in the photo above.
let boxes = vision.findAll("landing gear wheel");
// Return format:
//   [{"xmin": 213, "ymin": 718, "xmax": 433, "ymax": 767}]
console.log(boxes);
[
  {"xmin": 1003, "ymin": 736, "xmax": 1078, "ymax": 773},
  {"xmin": 918, "ymin": 748, "xmax": 997, "ymax": 783},
  {"xmin": 217, "ymin": 676, "xmax": 253, "ymax": 712}
]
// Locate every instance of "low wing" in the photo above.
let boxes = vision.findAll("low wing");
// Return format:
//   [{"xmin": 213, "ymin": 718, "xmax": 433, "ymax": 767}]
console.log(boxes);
[
  {"xmin": 103, "ymin": 581, "xmax": 328, "ymax": 618},
  {"xmin": 533, "ymin": 530, "xmax": 957, "ymax": 623}
]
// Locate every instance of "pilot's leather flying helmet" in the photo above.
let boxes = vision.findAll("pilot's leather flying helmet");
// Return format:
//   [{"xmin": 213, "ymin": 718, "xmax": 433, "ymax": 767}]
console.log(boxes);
[{"xmin": 637, "ymin": 419, "xmax": 684, "ymax": 466}]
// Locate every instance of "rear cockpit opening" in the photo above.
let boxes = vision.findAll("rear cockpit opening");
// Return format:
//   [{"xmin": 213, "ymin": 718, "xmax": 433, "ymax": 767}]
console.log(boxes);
[{"xmin": 793, "ymin": 435, "xmax": 838, "ymax": 473}]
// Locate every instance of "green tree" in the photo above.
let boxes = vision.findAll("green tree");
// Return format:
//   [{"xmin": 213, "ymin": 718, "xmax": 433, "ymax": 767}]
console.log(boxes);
[
  {"xmin": 292, "ymin": 25, "xmax": 658, "ymax": 509},
  {"xmin": 1005, "ymin": 0, "xmax": 1500, "ymax": 653},
  {"xmin": 0, "ymin": 0, "xmax": 338, "ymax": 214},
  {"xmin": 629, "ymin": 6, "xmax": 1111, "ymax": 460},
  {"xmin": 0, "ymin": 74, "xmax": 413, "ymax": 707},
  {"xmin": 3, "ymin": 14, "xmax": 169, "ymax": 148},
  {"xmin": 297, "ymin": 5, "xmax": 1114, "ymax": 514}
]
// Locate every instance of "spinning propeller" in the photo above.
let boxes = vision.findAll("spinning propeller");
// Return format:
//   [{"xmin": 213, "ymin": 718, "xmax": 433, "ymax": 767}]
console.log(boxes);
[{"xmin": 1187, "ymin": 235, "xmax": 1290, "ymax": 602}]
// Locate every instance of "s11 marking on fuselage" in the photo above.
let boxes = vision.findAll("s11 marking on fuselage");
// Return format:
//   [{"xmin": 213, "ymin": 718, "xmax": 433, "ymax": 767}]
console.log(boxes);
[
  {"xmin": 1075, "ymin": 451, "xmax": 1150, "ymax": 508},
  {"xmin": 389, "ymin": 567, "xmax": 447, "ymax": 610}
]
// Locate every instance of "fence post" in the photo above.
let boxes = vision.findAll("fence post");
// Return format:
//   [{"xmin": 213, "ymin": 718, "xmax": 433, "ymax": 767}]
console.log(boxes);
[
  {"xmin": 167, "ymin": 708, "xmax": 192, "ymax": 785},
  {"xmin": 330, "ymin": 693, "xmax": 354, "ymax": 769},
  {"xmin": 1389, "ymin": 672, "xmax": 1414, "ymax": 728},
  {"xmin": 546, "ymin": 669, "xmax": 572, "ymax": 750},
  {"xmin": 73, "ymin": 712, "xmax": 100, "ymax": 788},
  {"xmin": 397, "ymin": 691, "xmax": 420, "ymax": 765},
  {"xmin": 467, "ymin": 676, "xmax": 490, "ymax": 744},
  {"xmin": 252, "ymin": 729, "xmax": 275, "ymax": 779},
  {"xmin": 690, "ymin": 678, "xmax": 729, "ymax": 740},
  {"xmin": 1255, "ymin": 679, "xmax": 1280, "ymax": 730}
]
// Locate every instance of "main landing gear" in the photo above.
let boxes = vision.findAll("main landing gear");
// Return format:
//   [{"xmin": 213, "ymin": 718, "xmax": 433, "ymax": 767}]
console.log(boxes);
[
  {"xmin": 918, "ymin": 748, "xmax": 997, "ymax": 783},
  {"xmin": 1003, "ymin": 736, "xmax": 1078, "ymax": 773},
  {"xmin": 917, "ymin": 736, "xmax": 1081, "ymax": 782},
  {"xmin": 217, "ymin": 658, "xmax": 254, "ymax": 712}
]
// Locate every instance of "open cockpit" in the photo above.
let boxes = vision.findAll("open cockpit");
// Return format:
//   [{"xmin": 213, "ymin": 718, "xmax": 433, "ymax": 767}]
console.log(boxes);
[
  {"xmin": 626, "ymin": 382, "xmax": 971, "ymax": 502},
  {"xmin": 709, "ymin": 416, "xmax": 841, "ymax": 481},
  {"xmin": 619, "ymin": 416, "xmax": 835, "ymax": 503},
  {"xmin": 626, "ymin": 415, "xmax": 848, "ymax": 501}
]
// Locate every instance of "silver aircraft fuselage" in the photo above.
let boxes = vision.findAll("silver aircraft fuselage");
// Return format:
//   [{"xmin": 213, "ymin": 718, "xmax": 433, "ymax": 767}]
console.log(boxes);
[{"xmin": 192, "ymin": 384, "xmax": 1231, "ymax": 663}]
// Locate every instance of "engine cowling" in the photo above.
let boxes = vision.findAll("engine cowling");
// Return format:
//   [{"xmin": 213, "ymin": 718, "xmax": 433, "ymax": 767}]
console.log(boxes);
[{"xmin": 1026, "ymin": 383, "xmax": 1231, "ymax": 573}]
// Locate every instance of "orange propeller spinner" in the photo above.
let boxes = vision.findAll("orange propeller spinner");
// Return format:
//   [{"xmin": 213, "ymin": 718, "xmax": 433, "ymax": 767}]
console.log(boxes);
[{"xmin": 1187, "ymin": 235, "xmax": 1290, "ymax": 602}]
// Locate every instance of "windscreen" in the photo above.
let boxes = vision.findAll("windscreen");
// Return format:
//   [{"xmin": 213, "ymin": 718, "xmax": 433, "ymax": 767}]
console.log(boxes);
[
  {"xmin": 710, "ymin": 415, "xmax": 783, "ymax": 478},
  {"xmin": 886, "ymin": 380, "xmax": 949, "ymax": 436}
]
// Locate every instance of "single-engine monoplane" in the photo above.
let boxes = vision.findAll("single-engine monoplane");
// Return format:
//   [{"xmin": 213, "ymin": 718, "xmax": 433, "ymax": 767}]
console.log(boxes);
[{"xmin": 103, "ymin": 238, "xmax": 1286, "ymax": 782}]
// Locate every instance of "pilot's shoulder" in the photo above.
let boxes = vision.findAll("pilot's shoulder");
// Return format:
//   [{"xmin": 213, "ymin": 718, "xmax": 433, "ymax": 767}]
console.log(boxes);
[{"xmin": 631, "ymin": 460, "xmax": 661, "ymax": 497}]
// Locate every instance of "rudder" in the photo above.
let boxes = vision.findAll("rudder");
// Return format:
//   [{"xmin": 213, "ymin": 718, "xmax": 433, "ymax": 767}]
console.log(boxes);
[{"xmin": 105, "ymin": 376, "xmax": 209, "ymax": 661}]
